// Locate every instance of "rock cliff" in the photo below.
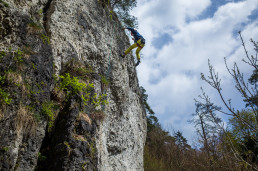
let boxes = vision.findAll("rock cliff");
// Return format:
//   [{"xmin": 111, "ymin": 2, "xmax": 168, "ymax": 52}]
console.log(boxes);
[{"xmin": 0, "ymin": 0, "xmax": 147, "ymax": 170}]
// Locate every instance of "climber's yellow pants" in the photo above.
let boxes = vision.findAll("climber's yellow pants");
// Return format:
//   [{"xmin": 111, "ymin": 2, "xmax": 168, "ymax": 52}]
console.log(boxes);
[{"xmin": 124, "ymin": 39, "xmax": 145, "ymax": 60}]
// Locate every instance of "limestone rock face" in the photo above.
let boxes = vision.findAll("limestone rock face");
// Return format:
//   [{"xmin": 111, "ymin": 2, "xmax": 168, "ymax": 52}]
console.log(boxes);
[{"xmin": 0, "ymin": 0, "xmax": 146, "ymax": 170}]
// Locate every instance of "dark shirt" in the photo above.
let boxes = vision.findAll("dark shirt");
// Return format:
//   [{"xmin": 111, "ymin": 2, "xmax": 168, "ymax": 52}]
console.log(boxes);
[{"xmin": 126, "ymin": 27, "xmax": 145, "ymax": 44}]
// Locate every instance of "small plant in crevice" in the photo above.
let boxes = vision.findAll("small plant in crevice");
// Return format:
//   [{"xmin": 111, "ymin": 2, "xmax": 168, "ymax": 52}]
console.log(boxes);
[
  {"xmin": 109, "ymin": 10, "xmax": 113, "ymax": 20},
  {"xmin": 22, "ymin": 45, "xmax": 35, "ymax": 57},
  {"xmin": 101, "ymin": 75, "xmax": 110, "ymax": 87},
  {"xmin": 42, "ymin": 101, "xmax": 56, "ymax": 132},
  {"xmin": 32, "ymin": 62, "xmax": 37, "ymax": 70},
  {"xmin": 38, "ymin": 9, "xmax": 43, "ymax": 18},
  {"xmin": 1, "ymin": 146, "xmax": 9, "ymax": 152},
  {"xmin": 81, "ymin": 162, "xmax": 88, "ymax": 170},
  {"xmin": 73, "ymin": 134, "xmax": 87, "ymax": 142},
  {"xmin": 0, "ymin": 0, "xmax": 9, "ymax": 7},
  {"xmin": 64, "ymin": 141, "xmax": 72, "ymax": 156},
  {"xmin": 0, "ymin": 72, "xmax": 12, "ymax": 105},
  {"xmin": 89, "ymin": 141, "xmax": 97, "ymax": 159},
  {"xmin": 27, "ymin": 20, "xmax": 42, "ymax": 34},
  {"xmin": 0, "ymin": 51, "xmax": 6, "ymax": 60},
  {"xmin": 14, "ymin": 48, "xmax": 24, "ymax": 64},
  {"xmin": 0, "ymin": 88, "xmax": 12, "ymax": 105},
  {"xmin": 33, "ymin": 112, "xmax": 41, "ymax": 122},
  {"xmin": 40, "ymin": 34, "xmax": 50, "ymax": 44},
  {"xmin": 38, "ymin": 152, "xmax": 46, "ymax": 161}
]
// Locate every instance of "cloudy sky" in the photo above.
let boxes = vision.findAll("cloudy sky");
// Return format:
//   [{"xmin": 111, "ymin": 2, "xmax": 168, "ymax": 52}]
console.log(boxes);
[{"xmin": 129, "ymin": 0, "xmax": 258, "ymax": 143}]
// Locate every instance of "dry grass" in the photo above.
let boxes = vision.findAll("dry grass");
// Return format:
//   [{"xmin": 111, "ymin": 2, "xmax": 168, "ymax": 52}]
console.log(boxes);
[
  {"xmin": 15, "ymin": 104, "xmax": 37, "ymax": 134},
  {"xmin": 73, "ymin": 134, "xmax": 87, "ymax": 141},
  {"xmin": 22, "ymin": 46, "xmax": 35, "ymax": 58},
  {"xmin": 27, "ymin": 21, "xmax": 42, "ymax": 34},
  {"xmin": 79, "ymin": 112, "xmax": 92, "ymax": 125},
  {"xmin": 52, "ymin": 87, "xmax": 66, "ymax": 102},
  {"xmin": 62, "ymin": 59, "xmax": 93, "ymax": 80},
  {"xmin": 0, "ymin": 110, "xmax": 4, "ymax": 120},
  {"xmin": 6, "ymin": 72, "xmax": 23, "ymax": 85},
  {"xmin": 91, "ymin": 110, "xmax": 105, "ymax": 122}
]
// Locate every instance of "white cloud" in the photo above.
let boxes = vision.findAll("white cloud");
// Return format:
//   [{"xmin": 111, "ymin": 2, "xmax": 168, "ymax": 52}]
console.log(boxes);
[{"xmin": 131, "ymin": 0, "xmax": 258, "ymax": 141}]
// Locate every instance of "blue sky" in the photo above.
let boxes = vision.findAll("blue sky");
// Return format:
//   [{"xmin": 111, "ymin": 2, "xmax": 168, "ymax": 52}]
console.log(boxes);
[{"xmin": 129, "ymin": 0, "xmax": 258, "ymax": 143}]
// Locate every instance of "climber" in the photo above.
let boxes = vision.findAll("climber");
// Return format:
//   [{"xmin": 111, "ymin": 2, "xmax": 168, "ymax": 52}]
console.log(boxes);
[{"xmin": 120, "ymin": 27, "xmax": 145, "ymax": 66}]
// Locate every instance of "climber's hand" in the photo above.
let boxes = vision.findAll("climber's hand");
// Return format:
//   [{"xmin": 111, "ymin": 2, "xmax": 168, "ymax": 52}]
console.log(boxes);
[{"xmin": 135, "ymin": 60, "xmax": 140, "ymax": 66}]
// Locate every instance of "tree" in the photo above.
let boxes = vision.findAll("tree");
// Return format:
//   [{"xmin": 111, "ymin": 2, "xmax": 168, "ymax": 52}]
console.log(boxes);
[
  {"xmin": 100, "ymin": 0, "xmax": 138, "ymax": 28},
  {"xmin": 174, "ymin": 131, "xmax": 190, "ymax": 150},
  {"xmin": 110, "ymin": 0, "xmax": 138, "ymax": 28},
  {"xmin": 228, "ymin": 110, "xmax": 258, "ymax": 164},
  {"xmin": 191, "ymin": 91, "xmax": 222, "ymax": 169},
  {"xmin": 140, "ymin": 86, "xmax": 159, "ymax": 133},
  {"xmin": 200, "ymin": 33, "xmax": 258, "ymax": 170}
]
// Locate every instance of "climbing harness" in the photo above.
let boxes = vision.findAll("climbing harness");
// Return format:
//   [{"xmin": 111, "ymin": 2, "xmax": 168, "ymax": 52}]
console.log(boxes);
[{"xmin": 136, "ymin": 42, "xmax": 143, "ymax": 49}]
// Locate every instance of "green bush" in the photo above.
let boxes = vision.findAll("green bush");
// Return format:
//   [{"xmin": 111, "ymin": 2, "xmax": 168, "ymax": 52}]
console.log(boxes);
[
  {"xmin": 59, "ymin": 73, "xmax": 108, "ymax": 108},
  {"xmin": 101, "ymin": 75, "xmax": 110, "ymax": 86},
  {"xmin": 14, "ymin": 49, "xmax": 24, "ymax": 63},
  {"xmin": 2, "ymin": 146, "xmax": 9, "ymax": 152},
  {"xmin": 38, "ymin": 152, "xmax": 46, "ymax": 161},
  {"xmin": 42, "ymin": 101, "xmax": 55, "ymax": 132},
  {"xmin": 0, "ymin": 75, "xmax": 12, "ymax": 105},
  {"xmin": 40, "ymin": 34, "xmax": 50, "ymax": 44},
  {"xmin": 0, "ymin": 51, "xmax": 6, "ymax": 60},
  {"xmin": 0, "ymin": 88, "xmax": 12, "ymax": 105}
]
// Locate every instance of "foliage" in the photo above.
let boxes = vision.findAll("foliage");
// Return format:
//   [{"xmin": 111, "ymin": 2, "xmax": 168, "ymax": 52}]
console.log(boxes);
[
  {"xmin": 227, "ymin": 110, "xmax": 258, "ymax": 164},
  {"xmin": 14, "ymin": 49, "xmax": 24, "ymax": 63},
  {"xmin": 174, "ymin": 131, "xmax": 190, "ymax": 150},
  {"xmin": 100, "ymin": 0, "xmax": 138, "ymax": 27},
  {"xmin": 101, "ymin": 75, "xmax": 110, "ymax": 86},
  {"xmin": 0, "ymin": 0, "xmax": 9, "ymax": 7},
  {"xmin": 0, "ymin": 75, "xmax": 12, "ymax": 105},
  {"xmin": 1, "ymin": 146, "xmax": 9, "ymax": 152},
  {"xmin": 197, "ymin": 33, "xmax": 258, "ymax": 169},
  {"xmin": 144, "ymin": 146, "xmax": 167, "ymax": 171},
  {"xmin": 59, "ymin": 73, "xmax": 88, "ymax": 95},
  {"xmin": 38, "ymin": 152, "xmax": 46, "ymax": 161},
  {"xmin": 0, "ymin": 51, "xmax": 6, "ymax": 60},
  {"xmin": 38, "ymin": 9, "xmax": 43, "ymax": 18},
  {"xmin": 140, "ymin": 86, "xmax": 159, "ymax": 133},
  {"xmin": 0, "ymin": 87, "xmax": 12, "ymax": 105},
  {"xmin": 41, "ymin": 34, "xmax": 50, "ymax": 44},
  {"xmin": 42, "ymin": 101, "xmax": 56, "ymax": 132},
  {"xmin": 89, "ymin": 141, "xmax": 96, "ymax": 158},
  {"xmin": 59, "ymin": 73, "xmax": 108, "ymax": 108},
  {"xmin": 64, "ymin": 141, "xmax": 71, "ymax": 149},
  {"xmin": 61, "ymin": 59, "xmax": 94, "ymax": 80},
  {"xmin": 28, "ymin": 20, "xmax": 42, "ymax": 33},
  {"xmin": 111, "ymin": 0, "xmax": 138, "ymax": 27},
  {"xmin": 22, "ymin": 45, "xmax": 35, "ymax": 56}
]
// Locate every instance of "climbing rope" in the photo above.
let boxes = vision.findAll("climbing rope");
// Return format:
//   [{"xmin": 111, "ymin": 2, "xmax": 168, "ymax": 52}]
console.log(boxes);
[
  {"xmin": 101, "ymin": 8, "xmax": 129, "ymax": 111},
  {"xmin": 101, "ymin": 15, "xmax": 118, "ymax": 111}
]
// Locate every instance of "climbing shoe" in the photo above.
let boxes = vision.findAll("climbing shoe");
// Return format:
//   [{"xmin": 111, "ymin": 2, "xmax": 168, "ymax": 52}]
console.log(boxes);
[
  {"xmin": 135, "ymin": 60, "xmax": 140, "ymax": 66},
  {"xmin": 120, "ymin": 54, "xmax": 125, "ymax": 58}
]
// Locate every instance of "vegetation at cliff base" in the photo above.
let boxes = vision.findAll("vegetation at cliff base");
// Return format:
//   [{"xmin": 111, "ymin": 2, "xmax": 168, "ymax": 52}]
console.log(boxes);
[{"xmin": 143, "ymin": 35, "xmax": 258, "ymax": 170}]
